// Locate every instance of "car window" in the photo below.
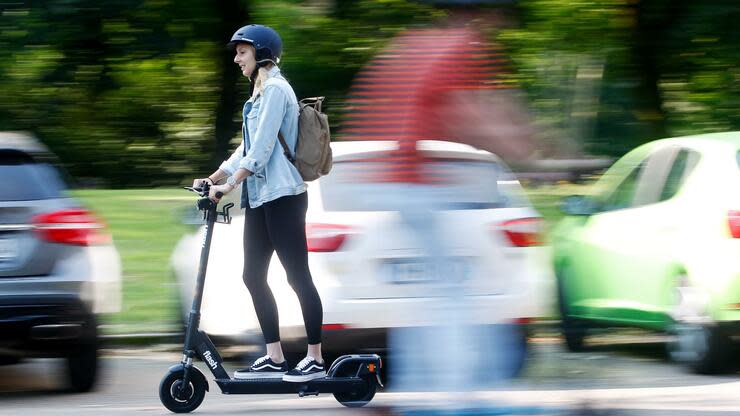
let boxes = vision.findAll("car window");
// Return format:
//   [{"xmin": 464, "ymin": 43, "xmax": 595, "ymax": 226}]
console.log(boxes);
[
  {"xmin": 0, "ymin": 151, "xmax": 66, "ymax": 201},
  {"xmin": 659, "ymin": 149, "xmax": 700, "ymax": 202},
  {"xmin": 600, "ymin": 162, "xmax": 644, "ymax": 212},
  {"xmin": 320, "ymin": 159, "xmax": 528, "ymax": 212}
]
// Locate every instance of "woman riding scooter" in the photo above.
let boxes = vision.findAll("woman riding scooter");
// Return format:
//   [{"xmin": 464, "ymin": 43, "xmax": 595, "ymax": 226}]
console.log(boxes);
[{"xmin": 192, "ymin": 24, "xmax": 325, "ymax": 383}]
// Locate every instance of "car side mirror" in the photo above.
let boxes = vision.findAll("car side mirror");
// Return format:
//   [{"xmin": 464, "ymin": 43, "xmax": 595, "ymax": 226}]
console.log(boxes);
[{"xmin": 560, "ymin": 195, "xmax": 599, "ymax": 216}]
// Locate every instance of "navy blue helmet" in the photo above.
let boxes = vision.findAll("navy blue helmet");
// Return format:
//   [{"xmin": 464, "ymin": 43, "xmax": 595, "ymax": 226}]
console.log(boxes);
[{"xmin": 228, "ymin": 24, "xmax": 282, "ymax": 65}]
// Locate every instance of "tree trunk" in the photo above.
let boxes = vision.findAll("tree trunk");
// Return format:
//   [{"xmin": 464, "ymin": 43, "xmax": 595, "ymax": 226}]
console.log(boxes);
[
  {"xmin": 211, "ymin": 0, "xmax": 250, "ymax": 168},
  {"xmin": 629, "ymin": 0, "xmax": 686, "ymax": 141}
]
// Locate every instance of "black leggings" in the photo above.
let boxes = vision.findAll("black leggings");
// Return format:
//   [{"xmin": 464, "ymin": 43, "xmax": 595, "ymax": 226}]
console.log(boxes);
[{"xmin": 242, "ymin": 192, "xmax": 323, "ymax": 345}]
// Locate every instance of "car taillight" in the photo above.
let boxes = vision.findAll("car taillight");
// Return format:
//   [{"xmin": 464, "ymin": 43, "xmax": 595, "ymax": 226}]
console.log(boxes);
[
  {"xmin": 729, "ymin": 210, "xmax": 740, "ymax": 238},
  {"xmin": 495, "ymin": 217, "xmax": 543, "ymax": 247},
  {"xmin": 322, "ymin": 323, "xmax": 348, "ymax": 331},
  {"xmin": 32, "ymin": 208, "xmax": 110, "ymax": 246},
  {"xmin": 306, "ymin": 223, "xmax": 354, "ymax": 252}
]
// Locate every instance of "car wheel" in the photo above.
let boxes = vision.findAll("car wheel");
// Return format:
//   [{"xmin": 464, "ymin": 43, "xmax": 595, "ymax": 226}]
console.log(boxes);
[
  {"xmin": 66, "ymin": 341, "xmax": 99, "ymax": 392},
  {"xmin": 667, "ymin": 279, "xmax": 730, "ymax": 374},
  {"xmin": 66, "ymin": 317, "xmax": 99, "ymax": 392},
  {"xmin": 557, "ymin": 269, "xmax": 588, "ymax": 352}
]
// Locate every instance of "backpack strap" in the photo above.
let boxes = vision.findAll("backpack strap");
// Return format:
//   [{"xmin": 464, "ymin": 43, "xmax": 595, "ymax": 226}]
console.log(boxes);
[
  {"xmin": 300, "ymin": 97, "xmax": 324, "ymax": 112},
  {"xmin": 277, "ymin": 131, "xmax": 296, "ymax": 163}
]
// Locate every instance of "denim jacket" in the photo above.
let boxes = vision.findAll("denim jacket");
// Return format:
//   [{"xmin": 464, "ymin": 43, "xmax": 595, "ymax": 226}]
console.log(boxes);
[{"xmin": 219, "ymin": 66, "xmax": 306, "ymax": 208}]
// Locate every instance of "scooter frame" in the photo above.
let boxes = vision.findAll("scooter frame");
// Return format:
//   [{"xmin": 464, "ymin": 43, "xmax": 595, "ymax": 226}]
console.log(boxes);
[{"xmin": 159, "ymin": 185, "xmax": 382, "ymax": 413}]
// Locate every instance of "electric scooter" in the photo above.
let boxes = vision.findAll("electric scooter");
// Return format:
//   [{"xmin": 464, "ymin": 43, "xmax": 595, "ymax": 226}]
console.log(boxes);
[{"xmin": 159, "ymin": 184, "xmax": 383, "ymax": 413}]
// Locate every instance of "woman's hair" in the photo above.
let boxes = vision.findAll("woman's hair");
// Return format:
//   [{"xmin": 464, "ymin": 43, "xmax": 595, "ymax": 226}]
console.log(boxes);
[{"xmin": 252, "ymin": 63, "xmax": 275, "ymax": 97}]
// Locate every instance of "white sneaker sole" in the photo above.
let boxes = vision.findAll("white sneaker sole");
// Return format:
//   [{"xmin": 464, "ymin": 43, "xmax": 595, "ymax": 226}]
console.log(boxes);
[
  {"xmin": 282, "ymin": 371, "xmax": 327, "ymax": 383},
  {"xmin": 233, "ymin": 371, "xmax": 286, "ymax": 380}
]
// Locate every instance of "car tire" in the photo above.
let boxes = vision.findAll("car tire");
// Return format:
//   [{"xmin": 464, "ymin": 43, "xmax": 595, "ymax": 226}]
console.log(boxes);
[
  {"xmin": 65, "ymin": 318, "xmax": 99, "ymax": 393},
  {"xmin": 668, "ymin": 322, "xmax": 730, "ymax": 374},
  {"xmin": 556, "ymin": 269, "xmax": 588, "ymax": 352},
  {"xmin": 66, "ymin": 342, "xmax": 99, "ymax": 392},
  {"xmin": 667, "ymin": 279, "xmax": 730, "ymax": 374}
]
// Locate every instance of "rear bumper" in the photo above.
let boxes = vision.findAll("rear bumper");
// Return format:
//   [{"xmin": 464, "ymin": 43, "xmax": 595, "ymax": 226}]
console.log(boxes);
[
  {"xmin": 254, "ymin": 323, "xmax": 533, "ymax": 355},
  {"xmin": 0, "ymin": 295, "xmax": 97, "ymax": 356},
  {"xmin": 324, "ymin": 293, "xmax": 543, "ymax": 328}
]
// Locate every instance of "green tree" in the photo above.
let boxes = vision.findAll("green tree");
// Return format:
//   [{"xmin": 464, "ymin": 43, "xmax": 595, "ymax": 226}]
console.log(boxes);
[
  {"xmin": 0, "ymin": 0, "xmax": 442, "ymax": 186},
  {"xmin": 498, "ymin": 0, "xmax": 740, "ymax": 157}
]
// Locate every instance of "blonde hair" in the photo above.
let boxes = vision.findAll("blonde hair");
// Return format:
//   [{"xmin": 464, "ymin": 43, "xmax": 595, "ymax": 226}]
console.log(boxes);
[{"xmin": 252, "ymin": 63, "xmax": 275, "ymax": 97}]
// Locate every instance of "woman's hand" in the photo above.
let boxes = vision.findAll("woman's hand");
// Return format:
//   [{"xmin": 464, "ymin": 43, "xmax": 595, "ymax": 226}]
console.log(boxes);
[
  {"xmin": 209, "ymin": 183, "xmax": 235, "ymax": 202},
  {"xmin": 192, "ymin": 177, "xmax": 213, "ymax": 189}
]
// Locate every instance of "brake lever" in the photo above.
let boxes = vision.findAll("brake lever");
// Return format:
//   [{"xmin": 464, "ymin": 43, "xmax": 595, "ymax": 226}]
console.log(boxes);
[
  {"xmin": 184, "ymin": 181, "xmax": 212, "ymax": 197},
  {"xmin": 184, "ymin": 184, "xmax": 231, "ymax": 222}
]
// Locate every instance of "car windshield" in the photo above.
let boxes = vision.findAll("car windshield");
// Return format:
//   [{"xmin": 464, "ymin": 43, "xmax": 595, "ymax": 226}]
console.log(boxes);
[
  {"xmin": 320, "ymin": 158, "xmax": 528, "ymax": 212},
  {"xmin": 0, "ymin": 151, "xmax": 66, "ymax": 201}
]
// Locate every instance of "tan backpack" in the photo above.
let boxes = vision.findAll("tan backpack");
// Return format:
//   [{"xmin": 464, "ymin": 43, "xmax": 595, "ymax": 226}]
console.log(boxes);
[{"xmin": 277, "ymin": 97, "xmax": 332, "ymax": 182}]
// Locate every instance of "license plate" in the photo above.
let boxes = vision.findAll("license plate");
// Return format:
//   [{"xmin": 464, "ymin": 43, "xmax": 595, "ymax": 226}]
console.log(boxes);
[
  {"xmin": 386, "ymin": 258, "xmax": 471, "ymax": 284},
  {"xmin": 388, "ymin": 261, "xmax": 432, "ymax": 284},
  {"xmin": 0, "ymin": 237, "xmax": 18, "ymax": 262}
]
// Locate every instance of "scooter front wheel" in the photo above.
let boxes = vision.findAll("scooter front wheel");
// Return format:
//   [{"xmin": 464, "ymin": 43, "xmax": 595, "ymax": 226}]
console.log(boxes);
[{"xmin": 159, "ymin": 368, "xmax": 207, "ymax": 413}]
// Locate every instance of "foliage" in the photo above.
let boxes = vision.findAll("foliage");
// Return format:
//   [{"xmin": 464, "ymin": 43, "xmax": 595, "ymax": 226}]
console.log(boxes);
[
  {"xmin": 498, "ymin": 0, "xmax": 740, "ymax": 156},
  {"xmin": 0, "ymin": 0, "xmax": 440, "ymax": 186},
  {"xmin": 0, "ymin": 0, "xmax": 738, "ymax": 184},
  {"xmin": 0, "ymin": 0, "xmax": 223, "ymax": 186}
]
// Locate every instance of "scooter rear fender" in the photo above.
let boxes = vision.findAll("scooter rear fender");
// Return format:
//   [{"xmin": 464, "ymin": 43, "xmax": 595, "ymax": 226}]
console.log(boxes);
[{"xmin": 327, "ymin": 354, "xmax": 383, "ymax": 387}]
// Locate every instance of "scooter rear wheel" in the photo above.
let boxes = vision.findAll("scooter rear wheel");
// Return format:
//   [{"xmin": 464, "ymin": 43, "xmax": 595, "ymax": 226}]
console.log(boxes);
[
  {"xmin": 333, "ymin": 378, "xmax": 376, "ymax": 408},
  {"xmin": 159, "ymin": 369, "xmax": 206, "ymax": 413}
]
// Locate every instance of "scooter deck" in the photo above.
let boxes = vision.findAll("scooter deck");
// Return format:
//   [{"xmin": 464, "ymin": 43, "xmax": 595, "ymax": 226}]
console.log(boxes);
[{"xmin": 215, "ymin": 376, "xmax": 367, "ymax": 395}]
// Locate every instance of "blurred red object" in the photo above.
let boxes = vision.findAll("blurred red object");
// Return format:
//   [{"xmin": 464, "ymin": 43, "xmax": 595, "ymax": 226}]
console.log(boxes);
[{"xmin": 341, "ymin": 27, "xmax": 536, "ymax": 183}]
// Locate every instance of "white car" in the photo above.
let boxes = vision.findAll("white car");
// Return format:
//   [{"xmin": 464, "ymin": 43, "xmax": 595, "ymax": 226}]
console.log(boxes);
[{"xmin": 172, "ymin": 140, "xmax": 553, "ymax": 357}]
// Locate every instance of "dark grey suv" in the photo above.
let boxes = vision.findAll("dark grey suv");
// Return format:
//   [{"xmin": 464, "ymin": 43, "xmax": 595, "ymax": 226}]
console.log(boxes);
[{"xmin": 0, "ymin": 133, "xmax": 121, "ymax": 392}]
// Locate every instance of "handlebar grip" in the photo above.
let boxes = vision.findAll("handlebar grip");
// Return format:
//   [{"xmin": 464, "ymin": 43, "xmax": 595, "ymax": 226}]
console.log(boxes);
[{"xmin": 215, "ymin": 192, "xmax": 224, "ymax": 199}]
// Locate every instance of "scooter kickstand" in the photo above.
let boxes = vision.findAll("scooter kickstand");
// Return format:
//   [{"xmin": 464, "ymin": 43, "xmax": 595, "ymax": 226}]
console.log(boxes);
[{"xmin": 298, "ymin": 386, "xmax": 320, "ymax": 397}]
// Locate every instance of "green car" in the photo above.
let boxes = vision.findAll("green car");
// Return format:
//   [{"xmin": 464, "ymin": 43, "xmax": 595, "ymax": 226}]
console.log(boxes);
[{"xmin": 552, "ymin": 132, "xmax": 740, "ymax": 373}]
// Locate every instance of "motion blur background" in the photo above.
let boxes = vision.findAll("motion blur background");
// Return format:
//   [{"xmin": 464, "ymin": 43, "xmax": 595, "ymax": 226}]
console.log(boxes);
[
  {"xmin": 0, "ymin": 0, "xmax": 738, "ymax": 414},
  {"xmin": 3, "ymin": 0, "xmax": 738, "ymax": 186}
]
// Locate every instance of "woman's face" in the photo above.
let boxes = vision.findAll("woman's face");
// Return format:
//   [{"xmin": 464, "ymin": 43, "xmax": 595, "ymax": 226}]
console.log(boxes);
[{"xmin": 234, "ymin": 43, "xmax": 257, "ymax": 77}]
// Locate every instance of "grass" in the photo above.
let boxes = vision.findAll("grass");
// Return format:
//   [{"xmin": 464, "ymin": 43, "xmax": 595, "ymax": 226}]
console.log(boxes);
[
  {"xmin": 71, "ymin": 188, "xmax": 196, "ymax": 334},
  {"xmin": 70, "ymin": 183, "xmax": 590, "ymax": 335}
]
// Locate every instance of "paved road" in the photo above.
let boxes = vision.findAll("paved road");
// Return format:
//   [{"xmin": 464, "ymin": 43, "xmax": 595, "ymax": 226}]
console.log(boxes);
[{"xmin": 0, "ymin": 331, "xmax": 737, "ymax": 415}]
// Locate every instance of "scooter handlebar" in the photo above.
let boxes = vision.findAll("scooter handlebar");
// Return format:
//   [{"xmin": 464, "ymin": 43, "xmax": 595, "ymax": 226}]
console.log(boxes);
[
  {"xmin": 183, "ymin": 185, "xmax": 209, "ymax": 197},
  {"xmin": 184, "ymin": 184, "xmax": 223, "ymax": 200}
]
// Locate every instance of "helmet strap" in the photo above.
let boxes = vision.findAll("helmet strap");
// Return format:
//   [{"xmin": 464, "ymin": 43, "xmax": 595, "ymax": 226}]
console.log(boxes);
[
  {"xmin": 249, "ymin": 66, "xmax": 259, "ymax": 82},
  {"xmin": 247, "ymin": 67, "xmax": 259, "ymax": 97}
]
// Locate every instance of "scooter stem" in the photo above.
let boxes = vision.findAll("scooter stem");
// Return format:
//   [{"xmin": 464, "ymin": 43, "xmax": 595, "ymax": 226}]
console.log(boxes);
[{"xmin": 183, "ymin": 199, "xmax": 218, "ymax": 358}]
